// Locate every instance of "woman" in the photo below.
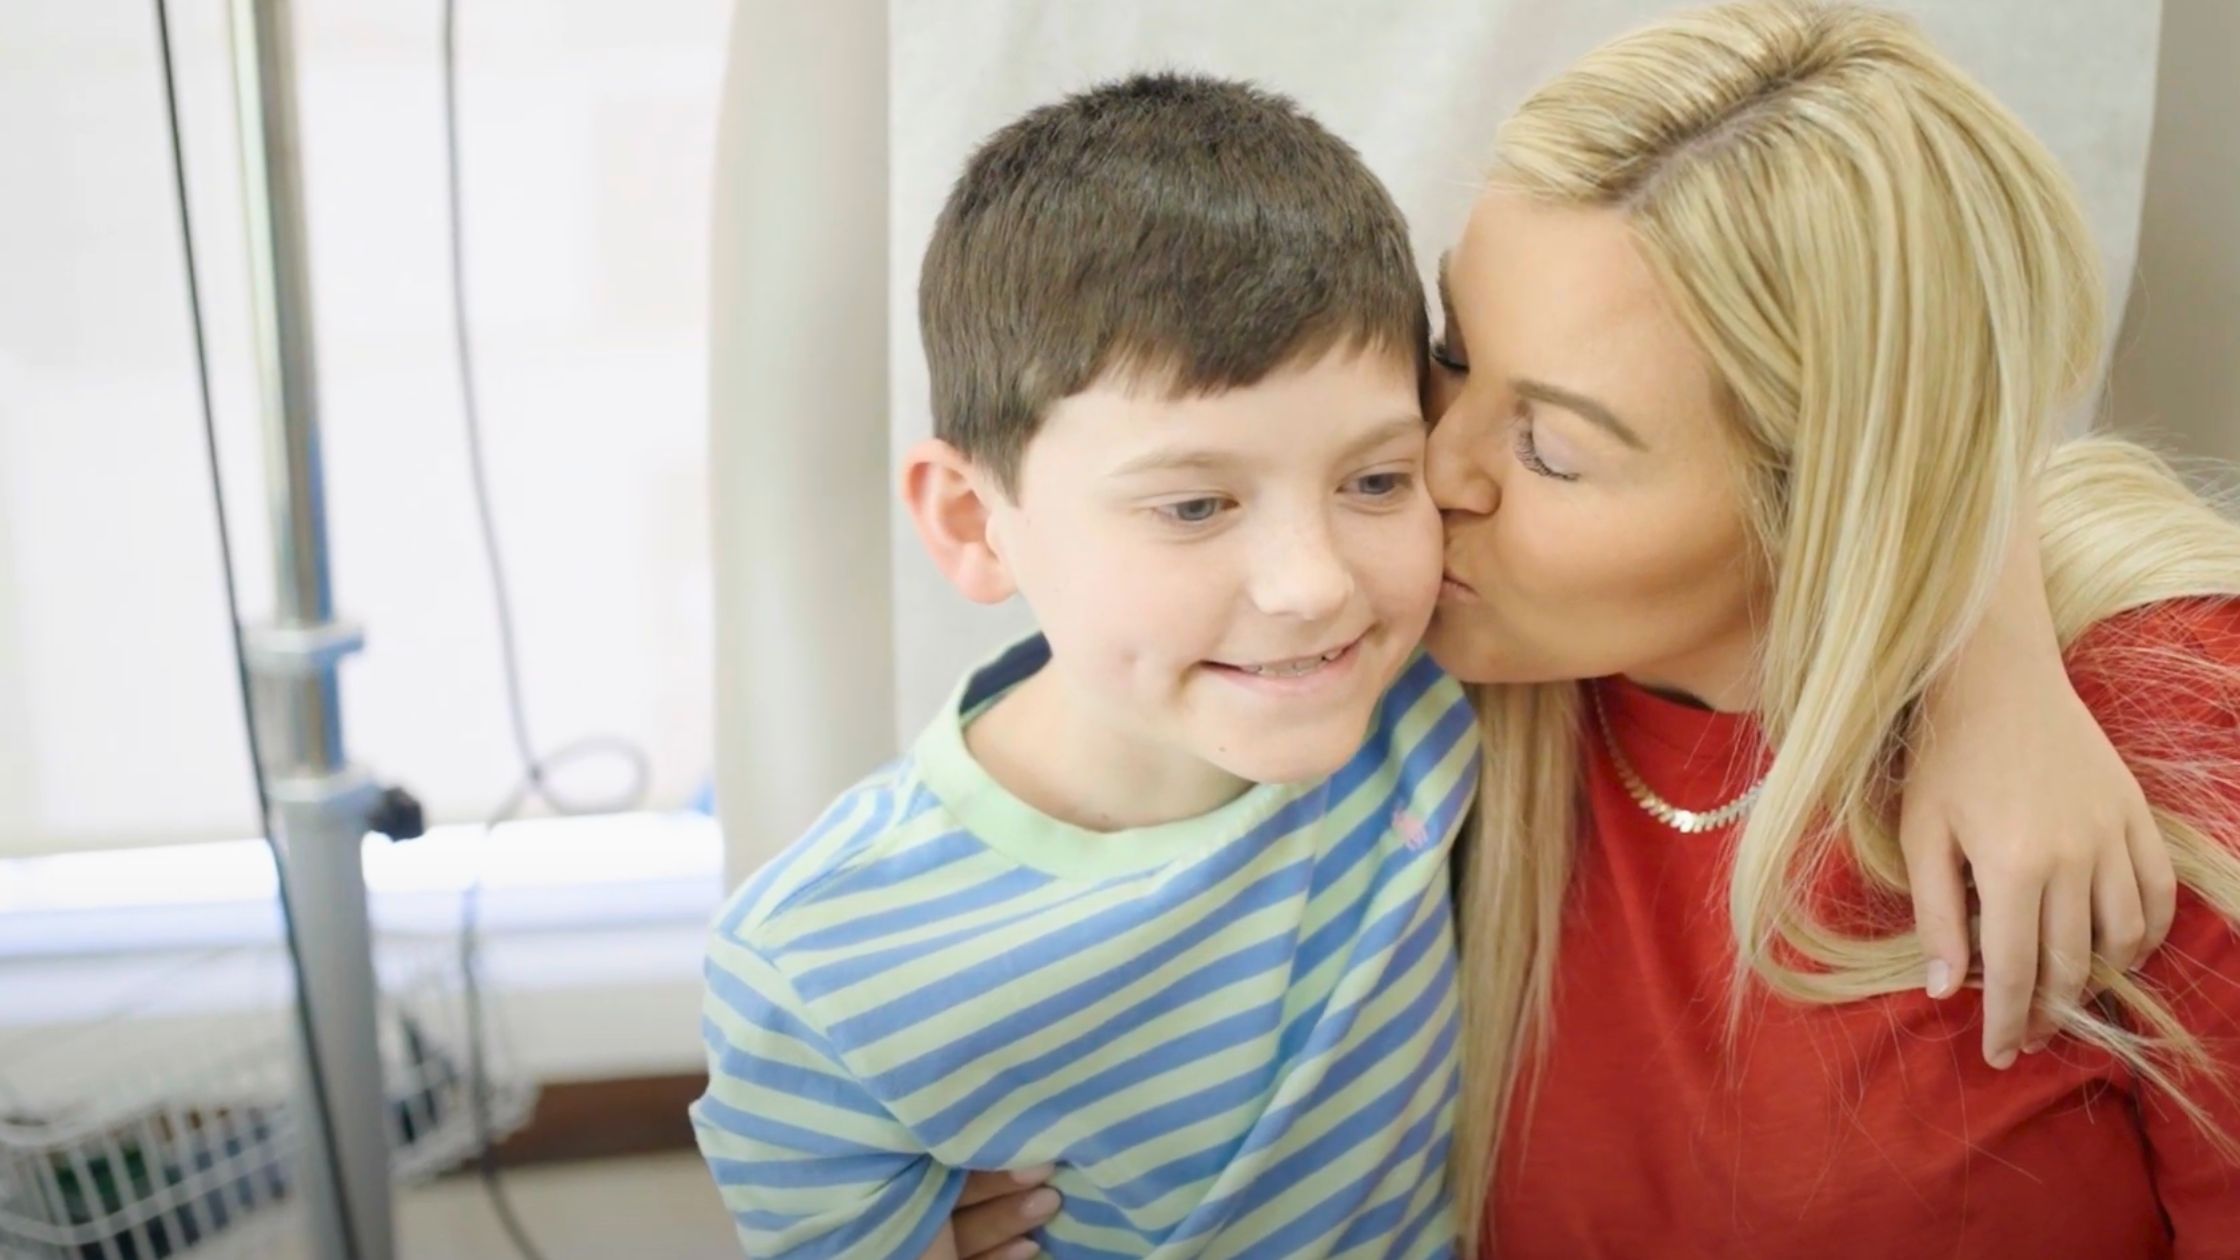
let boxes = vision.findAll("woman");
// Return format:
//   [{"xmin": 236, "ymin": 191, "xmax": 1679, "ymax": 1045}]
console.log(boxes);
[{"xmin": 1426, "ymin": 1, "xmax": 2240, "ymax": 1254}]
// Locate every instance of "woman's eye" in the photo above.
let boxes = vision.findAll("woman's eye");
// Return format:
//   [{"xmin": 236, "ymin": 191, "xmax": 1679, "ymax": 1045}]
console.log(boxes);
[
  {"xmin": 1350, "ymin": 471, "xmax": 1413, "ymax": 498},
  {"xmin": 1157, "ymin": 497, "xmax": 1231, "ymax": 525},
  {"xmin": 1429, "ymin": 336, "xmax": 1468, "ymax": 373},
  {"xmin": 1512, "ymin": 410, "xmax": 1579, "ymax": 482}
]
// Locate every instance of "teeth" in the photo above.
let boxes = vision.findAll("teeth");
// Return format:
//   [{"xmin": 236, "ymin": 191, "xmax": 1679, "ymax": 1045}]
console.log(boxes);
[{"xmin": 1238, "ymin": 647, "xmax": 1346, "ymax": 677}]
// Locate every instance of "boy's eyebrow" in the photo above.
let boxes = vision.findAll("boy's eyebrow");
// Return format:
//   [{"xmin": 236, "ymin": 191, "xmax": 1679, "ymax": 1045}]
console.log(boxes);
[
  {"xmin": 1110, "ymin": 414, "xmax": 1426, "ymax": 479},
  {"xmin": 1337, "ymin": 413, "xmax": 1434, "ymax": 462},
  {"xmin": 1516, "ymin": 378, "xmax": 1649, "ymax": 451},
  {"xmin": 1108, "ymin": 446, "xmax": 1244, "ymax": 478}
]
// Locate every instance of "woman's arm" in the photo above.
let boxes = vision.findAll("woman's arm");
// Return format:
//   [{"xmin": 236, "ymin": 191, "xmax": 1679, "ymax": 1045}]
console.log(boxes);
[{"xmin": 1901, "ymin": 510, "xmax": 2172, "ymax": 1068}]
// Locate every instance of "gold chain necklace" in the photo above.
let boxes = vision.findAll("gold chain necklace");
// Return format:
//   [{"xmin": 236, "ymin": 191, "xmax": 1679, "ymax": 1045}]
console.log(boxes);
[{"xmin": 1591, "ymin": 688, "xmax": 1765, "ymax": 834}]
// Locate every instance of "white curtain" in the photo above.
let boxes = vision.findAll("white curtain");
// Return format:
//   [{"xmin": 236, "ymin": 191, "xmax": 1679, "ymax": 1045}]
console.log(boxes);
[
  {"xmin": 2109, "ymin": 0, "xmax": 2240, "ymax": 463},
  {"xmin": 711, "ymin": 0, "xmax": 2163, "ymax": 880},
  {"xmin": 0, "ymin": 0, "xmax": 725, "ymax": 855}
]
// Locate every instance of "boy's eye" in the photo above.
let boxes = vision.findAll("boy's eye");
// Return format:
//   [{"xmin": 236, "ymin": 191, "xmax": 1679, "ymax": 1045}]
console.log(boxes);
[
  {"xmin": 1350, "ymin": 471, "xmax": 1412, "ymax": 498},
  {"xmin": 1157, "ymin": 497, "xmax": 1231, "ymax": 525}
]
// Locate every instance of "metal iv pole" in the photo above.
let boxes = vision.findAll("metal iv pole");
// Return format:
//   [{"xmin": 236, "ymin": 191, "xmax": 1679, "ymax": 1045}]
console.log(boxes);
[{"xmin": 227, "ymin": 1, "xmax": 396, "ymax": 1256}]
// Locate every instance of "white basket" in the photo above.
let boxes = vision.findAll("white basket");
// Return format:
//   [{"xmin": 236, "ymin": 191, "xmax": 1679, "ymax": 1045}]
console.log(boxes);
[{"xmin": 0, "ymin": 934, "xmax": 534, "ymax": 1260}]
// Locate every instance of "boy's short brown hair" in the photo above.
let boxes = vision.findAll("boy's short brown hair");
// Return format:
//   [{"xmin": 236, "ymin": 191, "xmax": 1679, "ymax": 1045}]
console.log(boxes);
[{"xmin": 920, "ymin": 72, "xmax": 1428, "ymax": 492}]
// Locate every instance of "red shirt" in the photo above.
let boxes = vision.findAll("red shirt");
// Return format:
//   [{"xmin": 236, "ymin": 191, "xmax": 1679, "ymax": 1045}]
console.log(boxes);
[{"xmin": 1489, "ymin": 599, "xmax": 2240, "ymax": 1259}]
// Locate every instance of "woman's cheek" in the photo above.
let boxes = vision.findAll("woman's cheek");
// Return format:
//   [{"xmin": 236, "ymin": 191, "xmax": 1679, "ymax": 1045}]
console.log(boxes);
[{"xmin": 1506, "ymin": 495, "xmax": 1628, "ymax": 609}]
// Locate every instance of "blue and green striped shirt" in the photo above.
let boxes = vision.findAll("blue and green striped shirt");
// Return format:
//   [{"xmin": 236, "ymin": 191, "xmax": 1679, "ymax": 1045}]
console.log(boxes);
[{"xmin": 693, "ymin": 637, "xmax": 1478, "ymax": 1257}]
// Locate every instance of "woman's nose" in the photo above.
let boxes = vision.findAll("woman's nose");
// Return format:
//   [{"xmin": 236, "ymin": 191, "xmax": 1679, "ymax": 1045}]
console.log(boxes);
[{"xmin": 1426, "ymin": 411, "xmax": 1500, "ymax": 518}]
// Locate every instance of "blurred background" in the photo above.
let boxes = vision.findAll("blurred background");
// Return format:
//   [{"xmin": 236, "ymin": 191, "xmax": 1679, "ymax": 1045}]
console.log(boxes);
[{"xmin": 0, "ymin": 1, "xmax": 2231, "ymax": 1258}]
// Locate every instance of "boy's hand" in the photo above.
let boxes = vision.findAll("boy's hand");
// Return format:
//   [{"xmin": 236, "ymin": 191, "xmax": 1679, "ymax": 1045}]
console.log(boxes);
[
  {"xmin": 919, "ymin": 1166, "xmax": 1060, "ymax": 1260},
  {"xmin": 1902, "ymin": 517, "xmax": 2170, "ymax": 1070}
]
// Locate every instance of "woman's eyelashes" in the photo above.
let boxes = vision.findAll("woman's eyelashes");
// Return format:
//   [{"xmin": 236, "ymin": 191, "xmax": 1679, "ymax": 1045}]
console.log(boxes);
[
  {"xmin": 1424, "ymin": 330, "xmax": 1577, "ymax": 482},
  {"xmin": 1512, "ymin": 405, "xmax": 1580, "ymax": 481},
  {"xmin": 1430, "ymin": 321, "xmax": 1583, "ymax": 482}
]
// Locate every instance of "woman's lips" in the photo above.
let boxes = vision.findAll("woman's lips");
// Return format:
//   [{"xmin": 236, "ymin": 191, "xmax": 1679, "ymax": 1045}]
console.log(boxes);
[{"xmin": 1440, "ymin": 569, "xmax": 1478, "ymax": 601}]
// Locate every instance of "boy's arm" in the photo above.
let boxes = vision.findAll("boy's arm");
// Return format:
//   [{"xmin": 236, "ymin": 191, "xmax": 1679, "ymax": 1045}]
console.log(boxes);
[
  {"xmin": 1901, "ymin": 509, "xmax": 2172, "ymax": 1069},
  {"xmin": 692, "ymin": 930, "xmax": 964, "ymax": 1257}
]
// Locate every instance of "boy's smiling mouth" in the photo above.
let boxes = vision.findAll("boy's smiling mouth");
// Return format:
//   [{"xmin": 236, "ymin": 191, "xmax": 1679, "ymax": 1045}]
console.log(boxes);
[{"xmin": 1204, "ymin": 634, "xmax": 1367, "ymax": 688}]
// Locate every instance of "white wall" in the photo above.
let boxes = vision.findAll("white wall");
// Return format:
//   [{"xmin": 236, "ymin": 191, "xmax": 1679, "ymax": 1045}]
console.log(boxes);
[{"xmin": 2110, "ymin": 0, "xmax": 2240, "ymax": 461}]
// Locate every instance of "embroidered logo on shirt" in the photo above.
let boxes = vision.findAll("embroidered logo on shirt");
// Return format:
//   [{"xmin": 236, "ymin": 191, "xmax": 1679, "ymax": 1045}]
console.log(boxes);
[{"xmin": 1394, "ymin": 809, "xmax": 1430, "ymax": 851}]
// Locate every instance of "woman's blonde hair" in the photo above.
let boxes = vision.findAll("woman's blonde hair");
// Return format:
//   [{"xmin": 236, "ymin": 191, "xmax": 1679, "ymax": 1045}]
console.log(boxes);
[{"xmin": 1452, "ymin": 1, "xmax": 2240, "ymax": 1248}]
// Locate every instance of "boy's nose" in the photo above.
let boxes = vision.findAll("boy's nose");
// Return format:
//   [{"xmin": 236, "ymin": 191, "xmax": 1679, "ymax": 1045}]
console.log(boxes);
[{"xmin": 1250, "ymin": 523, "xmax": 1355, "ymax": 622}]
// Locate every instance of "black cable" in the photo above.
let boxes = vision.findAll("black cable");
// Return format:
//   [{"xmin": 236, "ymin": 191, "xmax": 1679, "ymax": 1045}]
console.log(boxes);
[
  {"xmin": 458, "ymin": 788, "xmax": 546, "ymax": 1260},
  {"xmin": 149, "ymin": 4, "xmax": 362, "ymax": 1259},
  {"xmin": 452, "ymin": 736, "xmax": 640, "ymax": 1260},
  {"xmin": 440, "ymin": 3, "xmax": 653, "ymax": 1256},
  {"xmin": 440, "ymin": 0, "xmax": 650, "ymax": 821}
]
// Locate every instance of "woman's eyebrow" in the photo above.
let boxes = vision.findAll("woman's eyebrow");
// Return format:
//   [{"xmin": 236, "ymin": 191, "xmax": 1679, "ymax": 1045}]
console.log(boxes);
[
  {"xmin": 1439, "ymin": 250, "xmax": 1646, "ymax": 450},
  {"xmin": 1515, "ymin": 379, "xmax": 1648, "ymax": 451}
]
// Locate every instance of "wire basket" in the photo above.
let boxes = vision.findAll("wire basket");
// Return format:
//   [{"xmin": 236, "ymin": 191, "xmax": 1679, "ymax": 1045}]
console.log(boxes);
[{"xmin": 0, "ymin": 934, "xmax": 533, "ymax": 1260}]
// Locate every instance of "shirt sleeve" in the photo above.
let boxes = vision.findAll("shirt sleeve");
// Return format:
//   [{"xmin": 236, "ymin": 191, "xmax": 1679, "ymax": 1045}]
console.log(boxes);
[
  {"xmin": 2136, "ymin": 898, "xmax": 2240, "ymax": 1257},
  {"xmin": 2074, "ymin": 599, "xmax": 2240, "ymax": 1255},
  {"xmin": 691, "ymin": 928, "xmax": 965, "ymax": 1258}
]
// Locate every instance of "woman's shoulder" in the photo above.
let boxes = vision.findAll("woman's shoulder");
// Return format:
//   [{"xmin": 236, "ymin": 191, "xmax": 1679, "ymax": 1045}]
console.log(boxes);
[
  {"xmin": 2069, "ymin": 600, "xmax": 2240, "ymax": 947},
  {"xmin": 2066, "ymin": 596, "xmax": 2240, "ymax": 740},
  {"xmin": 2071, "ymin": 594, "xmax": 2240, "ymax": 654},
  {"xmin": 2070, "ymin": 597, "xmax": 2240, "ymax": 997}
]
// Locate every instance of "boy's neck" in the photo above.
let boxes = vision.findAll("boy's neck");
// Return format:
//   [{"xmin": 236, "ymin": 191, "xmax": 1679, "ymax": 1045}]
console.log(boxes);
[{"xmin": 963, "ymin": 665, "xmax": 1254, "ymax": 833}]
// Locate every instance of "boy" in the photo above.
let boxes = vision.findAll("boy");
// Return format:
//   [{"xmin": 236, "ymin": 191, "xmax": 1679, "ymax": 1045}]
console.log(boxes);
[{"xmin": 692, "ymin": 72, "xmax": 1474, "ymax": 1257}]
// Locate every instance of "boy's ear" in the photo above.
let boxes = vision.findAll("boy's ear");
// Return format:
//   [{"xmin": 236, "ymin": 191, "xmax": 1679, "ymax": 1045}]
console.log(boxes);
[{"xmin": 900, "ymin": 438, "xmax": 1016, "ymax": 605}]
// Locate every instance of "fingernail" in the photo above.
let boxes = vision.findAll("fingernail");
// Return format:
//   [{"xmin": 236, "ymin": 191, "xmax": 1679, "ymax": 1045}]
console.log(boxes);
[
  {"xmin": 1010, "ymin": 1163, "xmax": 1055, "ymax": 1186},
  {"xmin": 1926, "ymin": 961, "xmax": 1952, "ymax": 998},
  {"xmin": 1024, "ymin": 1188, "xmax": 1061, "ymax": 1218},
  {"xmin": 2024, "ymin": 1039, "xmax": 2047, "ymax": 1055},
  {"xmin": 1989, "ymin": 1048, "xmax": 2017, "ymax": 1070}
]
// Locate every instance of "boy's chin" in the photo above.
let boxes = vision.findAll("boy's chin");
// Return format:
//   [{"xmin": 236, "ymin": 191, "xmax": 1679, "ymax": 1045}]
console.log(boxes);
[{"xmin": 1204, "ymin": 719, "xmax": 1373, "ymax": 786}]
